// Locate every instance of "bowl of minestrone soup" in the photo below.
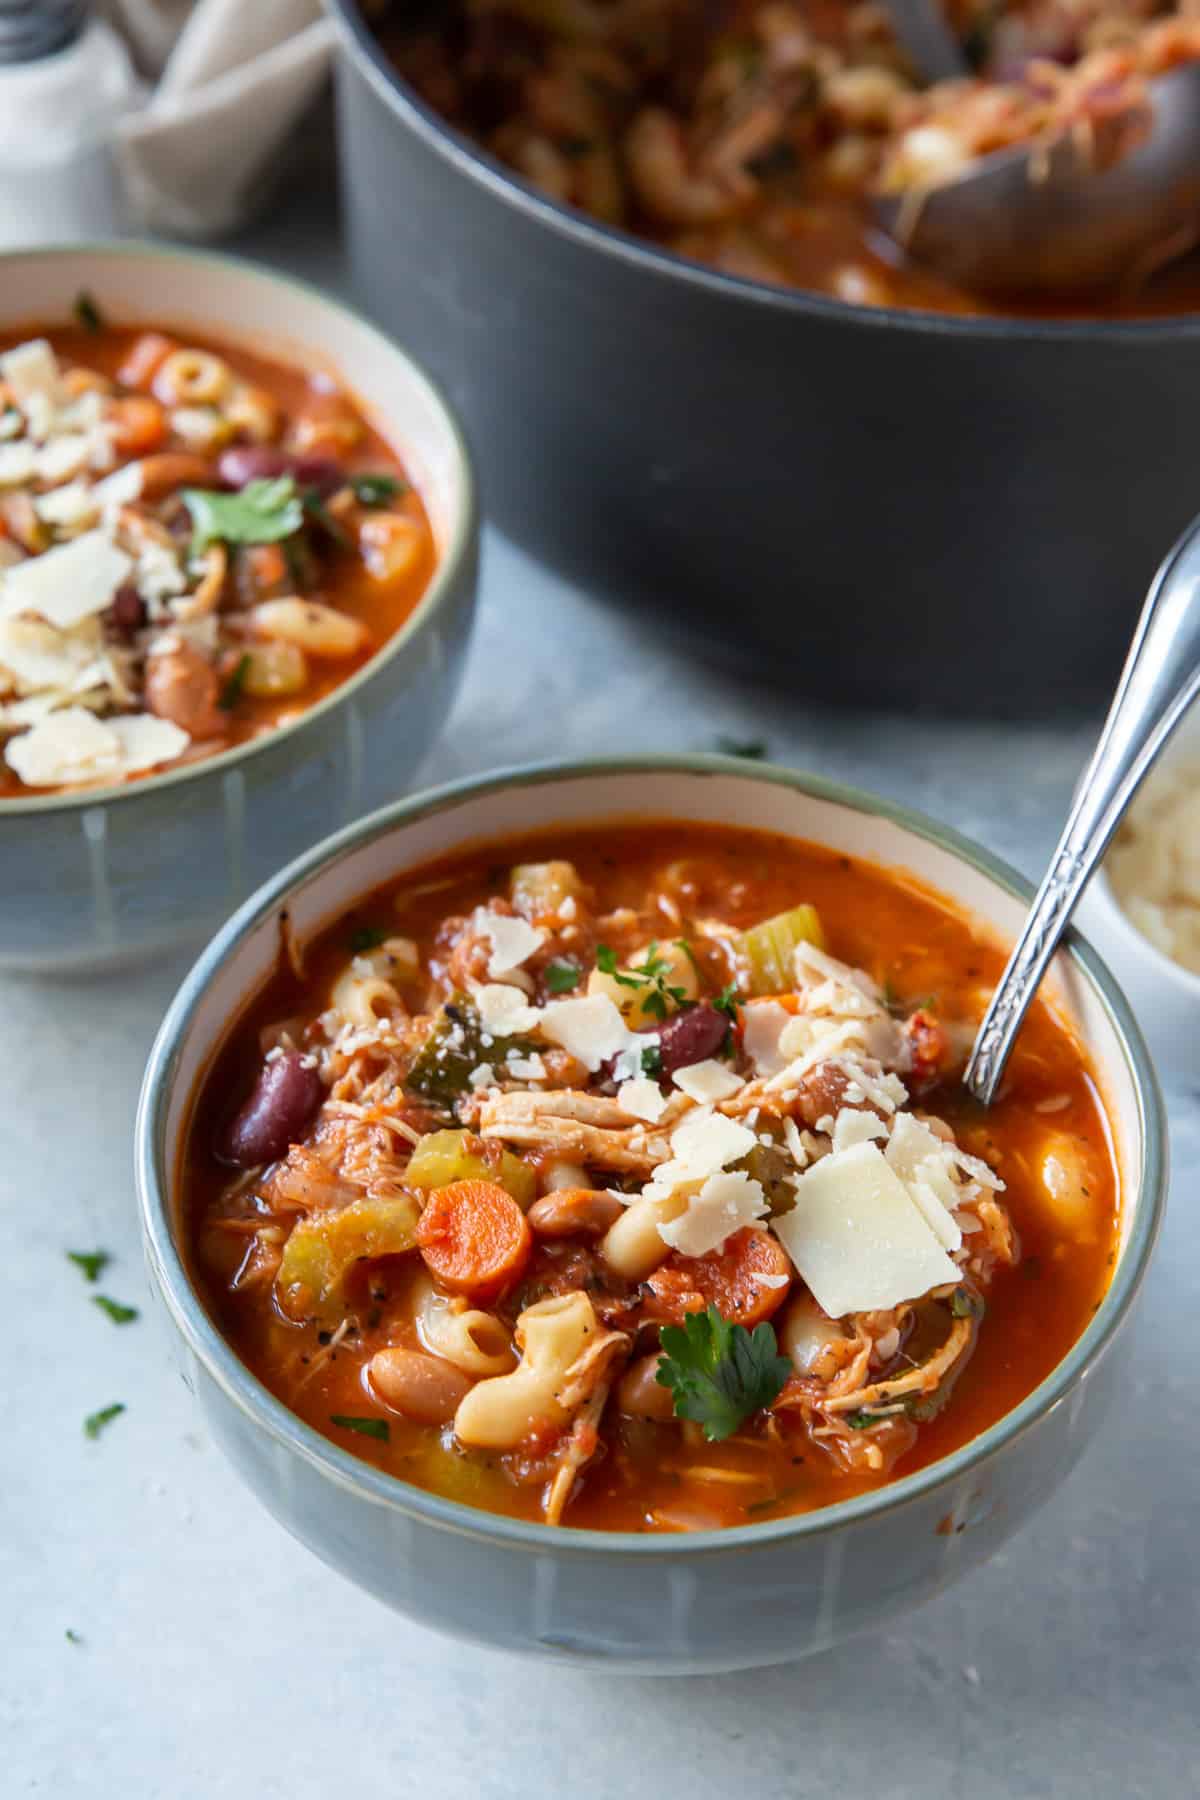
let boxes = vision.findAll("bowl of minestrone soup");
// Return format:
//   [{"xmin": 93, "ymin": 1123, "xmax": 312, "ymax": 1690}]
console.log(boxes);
[
  {"xmin": 0, "ymin": 243, "xmax": 477, "ymax": 972},
  {"xmin": 137, "ymin": 757, "xmax": 1165, "ymax": 1670}
]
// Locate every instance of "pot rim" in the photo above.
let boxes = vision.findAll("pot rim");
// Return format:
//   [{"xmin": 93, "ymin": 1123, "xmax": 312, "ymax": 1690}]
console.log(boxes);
[
  {"xmin": 136, "ymin": 752, "xmax": 1167, "ymax": 1559},
  {"xmin": 0, "ymin": 238, "xmax": 478, "ymax": 818}
]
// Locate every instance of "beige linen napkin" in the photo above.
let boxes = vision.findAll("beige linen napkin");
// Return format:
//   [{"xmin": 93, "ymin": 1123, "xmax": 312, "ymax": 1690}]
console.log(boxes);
[{"xmin": 100, "ymin": 0, "xmax": 336, "ymax": 236}]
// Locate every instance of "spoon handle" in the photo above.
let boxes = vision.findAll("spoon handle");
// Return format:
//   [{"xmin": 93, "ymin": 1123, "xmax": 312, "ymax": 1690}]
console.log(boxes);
[{"xmin": 964, "ymin": 512, "xmax": 1200, "ymax": 1105}]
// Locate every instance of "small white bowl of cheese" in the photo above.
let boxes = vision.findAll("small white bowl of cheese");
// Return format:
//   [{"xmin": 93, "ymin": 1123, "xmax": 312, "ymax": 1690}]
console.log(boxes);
[{"xmin": 1077, "ymin": 705, "xmax": 1200, "ymax": 1088}]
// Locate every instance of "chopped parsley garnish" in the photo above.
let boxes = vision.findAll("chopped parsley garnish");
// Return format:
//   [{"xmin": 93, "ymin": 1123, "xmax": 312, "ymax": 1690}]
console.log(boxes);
[
  {"xmin": 67, "ymin": 1249, "xmax": 110, "ymax": 1283},
  {"xmin": 656, "ymin": 1306, "xmax": 790, "ymax": 1442},
  {"xmin": 845, "ymin": 1409, "xmax": 884, "ymax": 1430},
  {"xmin": 349, "ymin": 924, "xmax": 389, "ymax": 954},
  {"xmin": 544, "ymin": 958, "xmax": 583, "ymax": 993},
  {"xmin": 351, "ymin": 472, "xmax": 406, "ymax": 507},
  {"xmin": 950, "ymin": 1287, "xmax": 985, "ymax": 1321},
  {"xmin": 182, "ymin": 476, "xmax": 304, "ymax": 555},
  {"xmin": 74, "ymin": 289, "xmax": 104, "ymax": 333},
  {"xmin": 641, "ymin": 1043, "xmax": 663, "ymax": 1076},
  {"xmin": 330, "ymin": 1414, "xmax": 390, "ymax": 1442},
  {"xmin": 218, "ymin": 653, "xmax": 251, "ymax": 712},
  {"xmin": 713, "ymin": 983, "xmax": 740, "ymax": 1019},
  {"xmin": 596, "ymin": 940, "xmax": 692, "ymax": 1021},
  {"xmin": 302, "ymin": 487, "xmax": 353, "ymax": 549},
  {"xmin": 84, "ymin": 1403, "xmax": 125, "ymax": 1441},
  {"xmin": 92, "ymin": 1295, "xmax": 139, "ymax": 1326},
  {"xmin": 715, "ymin": 736, "xmax": 768, "ymax": 760}
]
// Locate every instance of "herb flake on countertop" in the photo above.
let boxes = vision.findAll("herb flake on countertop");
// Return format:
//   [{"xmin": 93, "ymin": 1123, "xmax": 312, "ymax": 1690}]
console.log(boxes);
[
  {"xmin": 65, "ymin": 1628, "xmax": 83, "ymax": 1645},
  {"xmin": 714, "ymin": 736, "xmax": 768, "ymax": 760},
  {"xmin": 84, "ymin": 1403, "xmax": 125, "ymax": 1441},
  {"xmin": 92, "ymin": 1295, "xmax": 139, "ymax": 1326},
  {"xmin": 67, "ymin": 1249, "xmax": 111, "ymax": 1283}
]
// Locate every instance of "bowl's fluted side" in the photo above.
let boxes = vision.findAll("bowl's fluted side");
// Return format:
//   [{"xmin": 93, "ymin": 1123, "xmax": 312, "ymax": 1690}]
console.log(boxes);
[
  {"xmin": 176, "ymin": 1298, "xmax": 1122, "ymax": 1671},
  {"xmin": 0, "ymin": 550, "xmax": 476, "ymax": 974},
  {"xmin": 333, "ymin": 16, "xmax": 1200, "ymax": 716}
]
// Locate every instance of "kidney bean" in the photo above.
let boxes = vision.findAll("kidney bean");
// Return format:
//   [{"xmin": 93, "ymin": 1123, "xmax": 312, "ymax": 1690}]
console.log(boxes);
[
  {"xmin": 223, "ymin": 1050, "xmax": 322, "ymax": 1167},
  {"xmin": 105, "ymin": 583, "xmax": 146, "ymax": 640},
  {"xmin": 217, "ymin": 446, "xmax": 344, "ymax": 495},
  {"xmin": 655, "ymin": 1003, "xmax": 730, "ymax": 1078}
]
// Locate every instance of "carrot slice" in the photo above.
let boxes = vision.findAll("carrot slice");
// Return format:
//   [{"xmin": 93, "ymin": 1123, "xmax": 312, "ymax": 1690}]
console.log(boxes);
[
  {"xmin": 645, "ymin": 1228, "xmax": 791, "ymax": 1329},
  {"xmin": 415, "ymin": 1178, "xmax": 533, "ymax": 1304},
  {"xmin": 109, "ymin": 396, "xmax": 166, "ymax": 456}
]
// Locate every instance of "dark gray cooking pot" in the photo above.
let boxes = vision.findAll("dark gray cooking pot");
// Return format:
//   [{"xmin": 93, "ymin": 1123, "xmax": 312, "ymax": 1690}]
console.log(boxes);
[{"xmin": 329, "ymin": 0, "xmax": 1200, "ymax": 715}]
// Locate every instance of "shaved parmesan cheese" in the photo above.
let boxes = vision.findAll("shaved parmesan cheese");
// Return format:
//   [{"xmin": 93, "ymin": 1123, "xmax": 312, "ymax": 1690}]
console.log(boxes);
[
  {"xmin": 646, "ymin": 1107, "xmax": 757, "ymax": 1197},
  {"xmin": 133, "ymin": 540, "xmax": 186, "ymax": 608},
  {"xmin": 755, "ymin": 1271, "xmax": 790, "ymax": 1288},
  {"xmin": 1, "ymin": 339, "xmax": 59, "ymax": 409},
  {"xmin": 742, "ymin": 1000, "xmax": 792, "ymax": 1076},
  {"xmin": 103, "ymin": 714, "xmax": 190, "ymax": 774},
  {"xmin": 474, "ymin": 982, "xmax": 542, "ymax": 1037},
  {"xmin": 506, "ymin": 1052, "xmax": 546, "ymax": 1081},
  {"xmin": 0, "ymin": 442, "xmax": 35, "ymax": 487},
  {"xmin": 658, "ymin": 1170, "xmax": 769, "ymax": 1257},
  {"xmin": 35, "ymin": 480, "xmax": 99, "ymax": 528},
  {"xmin": 831, "ymin": 1108, "xmax": 888, "ymax": 1153},
  {"xmin": 0, "ymin": 614, "xmax": 101, "ymax": 693},
  {"xmin": 617, "ymin": 1077, "xmax": 668, "ymax": 1122},
  {"xmin": 468, "ymin": 1063, "xmax": 495, "ymax": 1089},
  {"xmin": 771, "ymin": 1140, "xmax": 958, "ymax": 1317},
  {"xmin": 783, "ymin": 1116, "xmax": 809, "ymax": 1168},
  {"xmin": 4, "ymin": 706, "xmax": 187, "ymax": 787},
  {"xmin": 539, "ymin": 993, "xmax": 643, "ymax": 1072},
  {"xmin": 36, "ymin": 434, "xmax": 92, "ymax": 485},
  {"xmin": 672, "ymin": 1059, "xmax": 744, "ymax": 1103},
  {"xmin": 93, "ymin": 462, "xmax": 144, "ymax": 509},
  {"xmin": 473, "ymin": 907, "xmax": 544, "ymax": 979},
  {"xmin": 0, "ymin": 530, "xmax": 131, "ymax": 630}
]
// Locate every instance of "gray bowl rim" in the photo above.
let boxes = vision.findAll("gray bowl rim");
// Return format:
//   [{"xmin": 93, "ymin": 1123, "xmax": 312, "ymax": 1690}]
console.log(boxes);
[
  {"xmin": 329, "ymin": 0, "xmax": 1200, "ymax": 347},
  {"xmin": 136, "ymin": 752, "xmax": 1167, "ymax": 1560},
  {"xmin": 0, "ymin": 238, "xmax": 478, "ymax": 817}
]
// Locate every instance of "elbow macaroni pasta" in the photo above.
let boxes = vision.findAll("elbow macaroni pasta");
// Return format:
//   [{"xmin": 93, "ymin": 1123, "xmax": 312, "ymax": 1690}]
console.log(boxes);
[
  {"xmin": 454, "ymin": 1291, "xmax": 599, "ymax": 1450},
  {"xmin": 415, "ymin": 1276, "xmax": 515, "ymax": 1378}
]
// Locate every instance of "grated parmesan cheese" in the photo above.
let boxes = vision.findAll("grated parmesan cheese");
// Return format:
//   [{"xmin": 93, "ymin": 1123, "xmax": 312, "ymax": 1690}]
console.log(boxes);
[
  {"xmin": 616, "ymin": 1077, "xmax": 668, "ymax": 1122},
  {"xmin": 472, "ymin": 907, "xmax": 544, "ymax": 979},
  {"xmin": 539, "ymin": 993, "xmax": 645, "ymax": 1072},
  {"xmin": 3, "ymin": 706, "xmax": 188, "ymax": 787},
  {"xmin": 0, "ymin": 529, "xmax": 131, "ymax": 631},
  {"xmin": 473, "ymin": 983, "xmax": 542, "ymax": 1037}
]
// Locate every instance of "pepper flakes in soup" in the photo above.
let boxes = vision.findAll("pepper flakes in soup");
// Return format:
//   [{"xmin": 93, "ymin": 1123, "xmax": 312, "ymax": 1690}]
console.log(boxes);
[
  {"xmin": 0, "ymin": 295, "xmax": 436, "ymax": 798},
  {"xmin": 183, "ymin": 823, "xmax": 1121, "ymax": 1533}
]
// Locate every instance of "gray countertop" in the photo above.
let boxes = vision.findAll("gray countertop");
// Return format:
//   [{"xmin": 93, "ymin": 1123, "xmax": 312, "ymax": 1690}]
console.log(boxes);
[{"xmin": 6, "ymin": 207, "xmax": 1198, "ymax": 1798}]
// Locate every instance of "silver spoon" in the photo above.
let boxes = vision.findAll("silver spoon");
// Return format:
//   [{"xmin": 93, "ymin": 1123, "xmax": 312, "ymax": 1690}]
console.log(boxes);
[
  {"xmin": 965, "ymin": 512, "xmax": 1200, "ymax": 1105},
  {"xmin": 876, "ymin": 0, "xmax": 1200, "ymax": 292}
]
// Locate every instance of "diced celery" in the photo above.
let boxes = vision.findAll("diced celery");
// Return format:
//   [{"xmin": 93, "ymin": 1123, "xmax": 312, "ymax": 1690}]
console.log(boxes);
[
  {"xmin": 404, "ymin": 1127, "xmax": 536, "ymax": 1211},
  {"xmin": 276, "ymin": 1194, "xmax": 420, "ymax": 1325},
  {"xmin": 741, "ymin": 903, "xmax": 825, "ymax": 996},
  {"xmin": 509, "ymin": 860, "xmax": 581, "ymax": 920}
]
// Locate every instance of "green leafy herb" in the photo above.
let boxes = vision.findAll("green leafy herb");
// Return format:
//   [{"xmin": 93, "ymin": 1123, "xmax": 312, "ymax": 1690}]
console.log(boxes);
[
  {"xmin": 351, "ymin": 472, "xmax": 406, "ymax": 507},
  {"xmin": 845, "ymin": 1409, "xmax": 885, "ymax": 1429},
  {"xmin": 656, "ymin": 1305, "xmax": 790, "ymax": 1441},
  {"xmin": 74, "ymin": 290, "xmax": 104, "ymax": 333},
  {"xmin": 84, "ymin": 1403, "xmax": 125, "ymax": 1441},
  {"xmin": 67, "ymin": 1249, "xmax": 110, "ymax": 1284},
  {"xmin": 641, "ymin": 1043, "xmax": 663, "ymax": 1077},
  {"xmin": 715, "ymin": 736, "xmax": 768, "ymax": 760},
  {"xmin": 349, "ymin": 924, "xmax": 389, "ymax": 954},
  {"xmin": 182, "ymin": 476, "xmax": 304, "ymax": 555},
  {"xmin": 330, "ymin": 1414, "xmax": 390, "ymax": 1442},
  {"xmin": 65, "ymin": 1629, "xmax": 83, "ymax": 1645},
  {"xmin": 544, "ymin": 958, "xmax": 583, "ymax": 994},
  {"xmin": 950, "ymin": 1287, "xmax": 985, "ymax": 1321},
  {"xmin": 302, "ymin": 487, "xmax": 353, "ymax": 549},
  {"xmin": 713, "ymin": 983, "xmax": 740, "ymax": 1019},
  {"xmin": 218, "ymin": 653, "xmax": 251, "ymax": 712},
  {"xmin": 596, "ymin": 941, "xmax": 692, "ymax": 1021},
  {"xmin": 92, "ymin": 1295, "xmax": 139, "ymax": 1326}
]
